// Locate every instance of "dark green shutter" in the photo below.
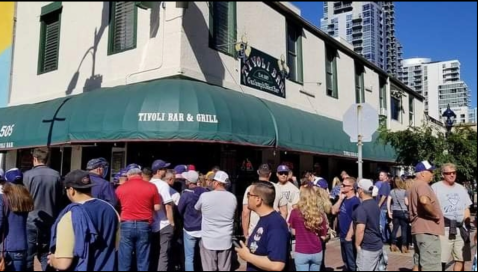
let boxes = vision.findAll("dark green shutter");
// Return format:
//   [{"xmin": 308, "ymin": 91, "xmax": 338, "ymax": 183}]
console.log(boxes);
[
  {"xmin": 109, "ymin": 2, "xmax": 137, "ymax": 55},
  {"xmin": 210, "ymin": 2, "xmax": 236, "ymax": 56},
  {"xmin": 326, "ymin": 47, "xmax": 338, "ymax": 98},
  {"xmin": 38, "ymin": 3, "xmax": 62, "ymax": 74}
]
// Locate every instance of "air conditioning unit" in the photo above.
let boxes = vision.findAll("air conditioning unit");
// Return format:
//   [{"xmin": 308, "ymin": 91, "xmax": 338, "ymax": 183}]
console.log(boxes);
[{"xmin": 380, "ymin": 107, "xmax": 387, "ymax": 116}]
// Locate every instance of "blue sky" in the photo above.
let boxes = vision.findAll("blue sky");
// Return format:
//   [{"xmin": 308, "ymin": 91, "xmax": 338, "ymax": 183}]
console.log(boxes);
[{"xmin": 294, "ymin": 2, "xmax": 477, "ymax": 108}]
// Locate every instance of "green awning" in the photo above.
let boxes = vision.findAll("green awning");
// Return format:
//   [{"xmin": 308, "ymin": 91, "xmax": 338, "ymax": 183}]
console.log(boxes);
[
  {"xmin": 261, "ymin": 99, "xmax": 396, "ymax": 162},
  {"xmin": 0, "ymin": 78, "xmax": 395, "ymax": 162},
  {"xmin": 0, "ymin": 97, "xmax": 71, "ymax": 150},
  {"xmin": 62, "ymin": 79, "xmax": 277, "ymax": 147}
]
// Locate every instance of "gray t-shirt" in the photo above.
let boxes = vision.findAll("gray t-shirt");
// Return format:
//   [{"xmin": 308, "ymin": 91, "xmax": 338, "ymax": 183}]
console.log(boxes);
[
  {"xmin": 390, "ymin": 189, "xmax": 407, "ymax": 211},
  {"xmin": 431, "ymin": 181, "xmax": 472, "ymax": 222},
  {"xmin": 195, "ymin": 190, "xmax": 237, "ymax": 250}
]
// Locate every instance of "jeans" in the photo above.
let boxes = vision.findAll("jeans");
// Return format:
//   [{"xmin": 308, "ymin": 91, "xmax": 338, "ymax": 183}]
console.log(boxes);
[
  {"xmin": 5, "ymin": 251, "xmax": 27, "ymax": 271},
  {"xmin": 340, "ymin": 239, "xmax": 356, "ymax": 271},
  {"xmin": 119, "ymin": 221, "xmax": 152, "ymax": 271},
  {"xmin": 294, "ymin": 252, "xmax": 323, "ymax": 271},
  {"xmin": 379, "ymin": 210, "xmax": 390, "ymax": 243},
  {"xmin": 26, "ymin": 224, "xmax": 50, "ymax": 271},
  {"xmin": 391, "ymin": 210, "xmax": 409, "ymax": 246},
  {"xmin": 183, "ymin": 232, "xmax": 201, "ymax": 271}
]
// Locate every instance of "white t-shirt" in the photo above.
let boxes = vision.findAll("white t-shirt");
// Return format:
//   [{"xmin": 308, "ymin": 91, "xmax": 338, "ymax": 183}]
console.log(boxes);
[
  {"xmin": 169, "ymin": 187, "xmax": 180, "ymax": 206},
  {"xmin": 195, "ymin": 190, "xmax": 237, "ymax": 250},
  {"xmin": 242, "ymin": 181, "xmax": 288, "ymax": 235},
  {"xmin": 151, "ymin": 178, "xmax": 173, "ymax": 232},
  {"xmin": 278, "ymin": 181, "xmax": 300, "ymax": 220}
]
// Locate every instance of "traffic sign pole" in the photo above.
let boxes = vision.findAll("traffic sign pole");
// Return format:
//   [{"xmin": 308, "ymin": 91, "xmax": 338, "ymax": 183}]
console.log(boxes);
[
  {"xmin": 343, "ymin": 103, "xmax": 379, "ymax": 180},
  {"xmin": 357, "ymin": 105, "xmax": 363, "ymax": 179}
]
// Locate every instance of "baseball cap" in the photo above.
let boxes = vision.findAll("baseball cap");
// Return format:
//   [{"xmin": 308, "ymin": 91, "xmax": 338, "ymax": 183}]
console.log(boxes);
[
  {"xmin": 316, "ymin": 178, "xmax": 328, "ymax": 189},
  {"xmin": 86, "ymin": 157, "xmax": 109, "ymax": 170},
  {"xmin": 277, "ymin": 165, "xmax": 290, "ymax": 173},
  {"xmin": 152, "ymin": 159, "xmax": 170, "ymax": 172},
  {"xmin": 113, "ymin": 168, "xmax": 128, "ymax": 183},
  {"xmin": 174, "ymin": 165, "xmax": 188, "ymax": 174},
  {"xmin": 0, "ymin": 169, "xmax": 4, "ymax": 181},
  {"xmin": 182, "ymin": 170, "xmax": 199, "ymax": 183},
  {"xmin": 125, "ymin": 163, "xmax": 142, "ymax": 172},
  {"xmin": 206, "ymin": 171, "xmax": 215, "ymax": 180},
  {"xmin": 357, "ymin": 178, "xmax": 374, "ymax": 193},
  {"xmin": 188, "ymin": 164, "xmax": 196, "ymax": 171},
  {"xmin": 64, "ymin": 170, "xmax": 96, "ymax": 189},
  {"xmin": 257, "ymin": 163, "xmax": 271, "ymax": 175},
  {"xmin": 5, "ymin": 168, "xmax": 23, "ymax": 184},
  {"xmin": 415, "ymin": 160, "xmax": 436, "ymax": 173},
  {"xmin": 214, "ymin": 171, "xmax": 229, "ymax": 184}
]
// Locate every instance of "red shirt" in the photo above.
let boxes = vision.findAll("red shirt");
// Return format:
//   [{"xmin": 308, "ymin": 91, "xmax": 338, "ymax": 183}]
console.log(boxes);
[{"xmin": 116, "ymin": 176, "xmax": 161, "ymax": 225}]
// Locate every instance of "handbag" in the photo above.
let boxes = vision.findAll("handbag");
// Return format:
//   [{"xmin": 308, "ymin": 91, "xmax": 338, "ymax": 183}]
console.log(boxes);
[{"xmin": 393, "ymin": 190, "xmax": 409, "ymax": 221}]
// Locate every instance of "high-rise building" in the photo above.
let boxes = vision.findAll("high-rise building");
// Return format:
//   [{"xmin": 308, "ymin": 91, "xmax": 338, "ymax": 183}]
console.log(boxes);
[
  {"xmin": 469, "ymin": 107, "xmax": 477, "ymax": 124},
  {"xmin": 320, "ymin": 2, "xmax": 402, "ymax": 77},
  {"xmin": 399, "ymin": 58, "xmax": 472, "ymax": 123}
]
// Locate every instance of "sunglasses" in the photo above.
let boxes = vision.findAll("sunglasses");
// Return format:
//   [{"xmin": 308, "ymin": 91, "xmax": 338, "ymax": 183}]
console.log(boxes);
[
  {"xmin": 341, "ymin": 184, "xmax": 353, "ymax": 187},
  {"xmin": 443, "ymin": 171, "xmax": 456, "ymax": 176},
  {"xmin": 278, "ymin": 172, "xmax": 289, "ymax": 176},
  {"xmin": 247, "ymin": 192, "xmax": 261, "ymax": 199}
]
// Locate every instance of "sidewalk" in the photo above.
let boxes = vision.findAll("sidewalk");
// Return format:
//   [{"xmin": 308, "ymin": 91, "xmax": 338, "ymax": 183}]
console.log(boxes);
[{"xmin": 235, "ymin": 235, "xmax": 476, "ymax": 271}]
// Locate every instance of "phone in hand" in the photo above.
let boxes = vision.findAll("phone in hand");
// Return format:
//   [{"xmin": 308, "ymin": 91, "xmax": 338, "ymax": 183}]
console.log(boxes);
[{"xmin": 233, "ymin": 240, "xmax": 242, "ymax": 248}]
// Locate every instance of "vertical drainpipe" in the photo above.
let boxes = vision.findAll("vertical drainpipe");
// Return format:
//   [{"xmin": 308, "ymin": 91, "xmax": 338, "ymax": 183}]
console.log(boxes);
[{"xmin": 7, "ymin": 2, "xmax": 17, "ymax": 105}]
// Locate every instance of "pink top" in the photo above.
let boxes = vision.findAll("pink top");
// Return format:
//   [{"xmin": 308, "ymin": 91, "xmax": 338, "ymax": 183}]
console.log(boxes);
[{"xmin": 288, "ymin": 208, "xmax": 327, "ymax": 254}]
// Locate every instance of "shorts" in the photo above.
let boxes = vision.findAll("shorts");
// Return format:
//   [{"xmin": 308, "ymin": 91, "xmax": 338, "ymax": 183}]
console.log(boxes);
[
  {"xmin": 440, "ymin": 227, "xmax": 465, "ymax": 262},
  {"xmin": 413, "ymin": 234, "xmax": 441, "ymax": 271}
]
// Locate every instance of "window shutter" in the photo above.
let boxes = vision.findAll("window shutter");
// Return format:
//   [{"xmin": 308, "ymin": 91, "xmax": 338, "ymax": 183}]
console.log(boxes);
[
  {"xmin": 211, "ymin": 2, "xmax": 236, "ymax": 55},
  {"xmin": 43, "ymin": 19, "xmax": 60, "ymax": 72},
  {"xmin": 109, "ymin": 2, "xmax": 137, "ymax": 54}
]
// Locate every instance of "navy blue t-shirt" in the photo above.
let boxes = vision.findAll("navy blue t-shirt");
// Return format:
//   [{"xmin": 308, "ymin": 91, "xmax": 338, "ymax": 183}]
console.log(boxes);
[
  {"xmin": 353, "ymin": 199, "xmax": 383, "ymax": 251},
  {"xmin": 378, "ymin": 182, "xmax": 391, "ymax": 210},
  {"xmin": 82, "ymin": 199, "xmax": 119, "ymax": 271},
  {"xmin": 338, "ymin": 196, "xmax": 360, "ymax": 239},
  {"xmin": 247, "ymin": 211, "xmax": 290, "ymax": 271}
]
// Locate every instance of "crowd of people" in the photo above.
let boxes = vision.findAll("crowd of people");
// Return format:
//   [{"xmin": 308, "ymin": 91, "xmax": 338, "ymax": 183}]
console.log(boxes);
[{"xmin": 0, "ymin": 147, "xmax": 477, "ymax": 272}]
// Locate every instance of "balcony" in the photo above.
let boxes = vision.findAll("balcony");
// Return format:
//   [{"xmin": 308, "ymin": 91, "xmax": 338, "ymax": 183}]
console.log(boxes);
[
  {"xmin": 354, "ymin": 44, "xmax": 363, "ymax": 50},
  {"xmin": 352, "ymin": 22, "xmax": 362, "ymax": 29},
  {"xmin": 352, "ymin": 15, "xmax": 362, "ymax": 22},
  {"xmin": 334, "ymin": 2, "xmax": 353, "ymax": 12}
]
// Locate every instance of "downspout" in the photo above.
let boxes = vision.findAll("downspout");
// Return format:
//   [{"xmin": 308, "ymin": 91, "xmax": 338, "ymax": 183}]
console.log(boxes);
[{"xmin": 125, "ymin": 2, "xmax": 169, "ymax": 84}]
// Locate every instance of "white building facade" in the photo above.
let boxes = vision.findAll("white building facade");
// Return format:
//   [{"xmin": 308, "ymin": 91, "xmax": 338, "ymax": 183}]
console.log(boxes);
[
  {"xmin": 2, "ymin": 2, "xmax": 424, "ymax": 180},
  {"xmin": 400, "ymin": 58, "xmax": 471, "ymax": 123}
]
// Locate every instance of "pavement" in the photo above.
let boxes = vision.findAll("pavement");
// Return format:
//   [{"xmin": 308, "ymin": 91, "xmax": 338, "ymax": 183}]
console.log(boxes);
[{"xmin": 234, "ymin": 234, "xmax": 476, "ymax": 271}]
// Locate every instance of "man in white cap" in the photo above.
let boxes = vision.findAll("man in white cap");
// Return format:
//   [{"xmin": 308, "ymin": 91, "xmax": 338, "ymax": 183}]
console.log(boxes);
[
  {"xmin": 195, "ymin": 171, "xmax": 237, "ymax": 271},
  {"xmin": 178, "ymin": 170, "xmax": 208, "ymax": 271},
  {"xmin": 408, "ymin": 160, "xmax": 444, "ymax": 271},
  {"xmin": 354, "ymin": 179, "xmax": 383, "ymax": 271}
]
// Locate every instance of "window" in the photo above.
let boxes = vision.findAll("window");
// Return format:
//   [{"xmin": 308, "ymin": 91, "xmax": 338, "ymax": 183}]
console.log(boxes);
[
  {"xmin": 108, "ymin": 2, "xmax": 137, "ymax": 55},
  {"xmin": 409, "ymin": 96, "xmax": 415, "ymax": 126},
  {"xmin": 355, "ymin": 62, "xmax": 365, "ymax": 103},
  {"xmin": 379, "ymin": 76, "xmax": 387, "ymax": 110},
  {"xmin": 325, "ymin": 46, "xmax": 338, "ymax": 98},
  {"xmin": 391, "ymin": 96, "xmax": 401, "ymax": 121},
  {"xmin": 287, "ymin": 21, "xmax": 303, "ymax": 83},
  {"xmin": 209, "ymin": 2, "xmax": 237, "ymax": 56},
  {"xmin": 38, "ymin": 2, "xmax": 62, "ymax": 74}
]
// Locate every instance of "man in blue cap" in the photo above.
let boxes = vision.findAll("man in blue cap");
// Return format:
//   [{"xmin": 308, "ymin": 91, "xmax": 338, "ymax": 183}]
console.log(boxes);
[
  {"xmin": 408, "ymin": 160, "xmax": 444, "ymax": 271},
  {"xmin": 150, "ymin": 159, "xmax": 175, "ymax": 271},
  {"xmin": 86, "ymin": 158, "xmax": 118, "ymax": 208},
  {"xmin": 116, "ymin": 163, "xmax": 161, "ymax": 271},
  {"xmin": 47, "ymin": 170, "xmax": 120, "ymax": 271}
]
